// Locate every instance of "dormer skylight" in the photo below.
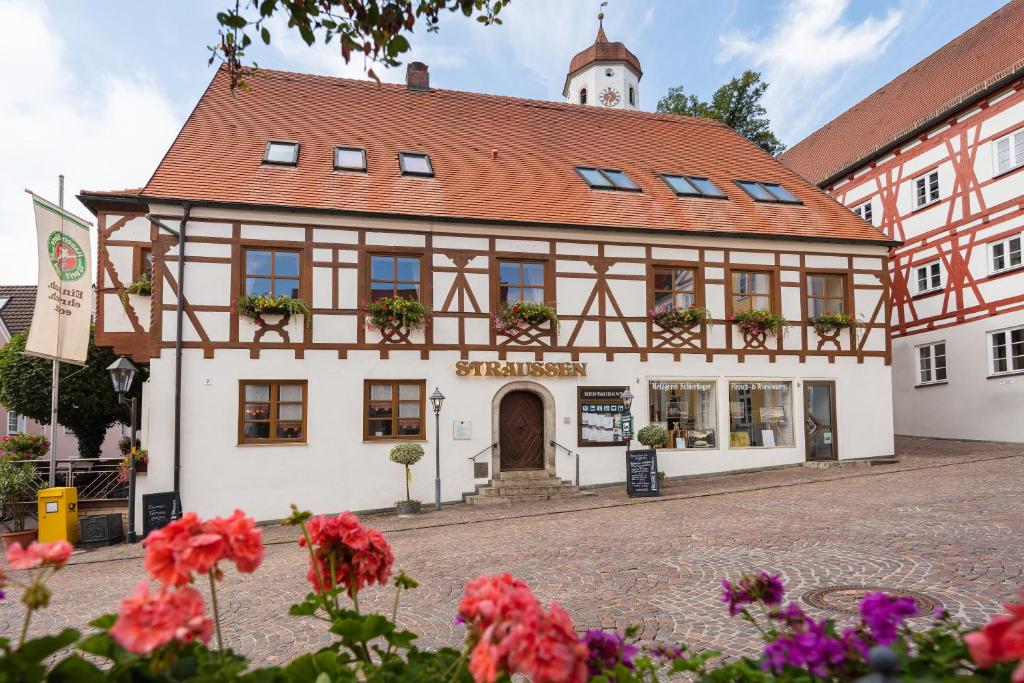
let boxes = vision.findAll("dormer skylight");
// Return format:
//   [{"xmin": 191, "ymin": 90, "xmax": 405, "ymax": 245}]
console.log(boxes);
[
  {"xmin": 736, "ymin": 180, "xmax": 801, "ymax": 204},
  {"xmin": 263, "ymin": 140, "xmax": 299, "ymax": 166},
  {"xmin": 334, "ymin": 147, "xmax": 367, "ymax": 172},
  {"xmin": 575, "ymin": 167, "xmax": 640, "ymax": 191},
  {"xmin": 660, "ymin": 174, "xmax": 726, "ymax": 199},
  {"xmin": 399, "ymin": 152, "xmax": 434, "ymax": 176}
]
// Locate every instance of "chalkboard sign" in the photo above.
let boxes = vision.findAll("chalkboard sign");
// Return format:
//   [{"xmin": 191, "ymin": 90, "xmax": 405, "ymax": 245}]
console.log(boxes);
[
  {"xmin": 142, "ymin": 491, "xmax": 182, "ymax": 538},
  {"xmin": 626, "ymin": 448, "xmax": 660, "ymax": 498}
]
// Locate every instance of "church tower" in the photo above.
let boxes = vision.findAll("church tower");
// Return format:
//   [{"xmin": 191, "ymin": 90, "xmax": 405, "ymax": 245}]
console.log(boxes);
[{"xmin": 562, "ymin": 10, "xmax": 642, "ymax": 110}]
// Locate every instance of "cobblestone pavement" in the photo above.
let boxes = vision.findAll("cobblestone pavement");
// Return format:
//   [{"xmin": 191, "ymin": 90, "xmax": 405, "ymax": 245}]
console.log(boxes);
[{"xmin": 1, "ymin": 437, "xmax": 1022, "ymax": 667}]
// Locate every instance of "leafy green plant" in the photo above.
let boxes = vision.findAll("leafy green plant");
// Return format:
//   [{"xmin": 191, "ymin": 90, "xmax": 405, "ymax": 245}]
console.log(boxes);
[
  {"xmin": 123, "ymin": 271, "xmax": 152, "ymax": 296},
  {"xmin": 733, "ymin": 309, "xmax": 788, "ymax": 336},
  {"xmin": 389, "ymin": 442, "xmax": 424, "ymax": 503},
  {"xmin": 0, "ymin": 459, "xmax": 39, "ymax": 532},
  {"xmin": 637, "ymin": 424, "xmax": 669, "ymax": 449},
  {"xmin": 236, "ymin": 294, "xmax": 311, "ymax": 326},
  {"xmin": 649, "ymin": 305, "xmax": 713, "ymax": 329},
  {"xmin": 116, "ymin": 449, "xmax": 149, "ymax": 485},
  {"xmin": 812, "ymin": 312, "xmax": 858, "ymax": 335},
  {"xmin": 363, "ymin": 296, "xmax": 430, "ymax": 332},
  {"xmin": 491, "ymin": 300, "xmax": 558, "ymax": 335},
  {"xmin": 0, "ymin": 434, "xmax": 49, "ymax": 461}
]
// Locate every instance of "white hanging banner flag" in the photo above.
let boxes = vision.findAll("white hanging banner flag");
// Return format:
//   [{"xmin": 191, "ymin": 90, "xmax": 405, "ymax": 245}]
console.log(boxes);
[{"xmin": 24, "ymin": 191, "xmax": 93, "ymax": 364}]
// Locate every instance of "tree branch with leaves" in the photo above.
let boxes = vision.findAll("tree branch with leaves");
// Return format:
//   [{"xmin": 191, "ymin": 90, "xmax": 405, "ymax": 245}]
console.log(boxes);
[{"xmin": 211, "ymin": 0, "xmax": 510, "ymax": 91}]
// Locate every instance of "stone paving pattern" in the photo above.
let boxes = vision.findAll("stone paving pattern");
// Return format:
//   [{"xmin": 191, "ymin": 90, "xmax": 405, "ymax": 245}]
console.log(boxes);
[{"xmin": 1, "ymin": 436, "xmax": 1021, "ymax": 667}]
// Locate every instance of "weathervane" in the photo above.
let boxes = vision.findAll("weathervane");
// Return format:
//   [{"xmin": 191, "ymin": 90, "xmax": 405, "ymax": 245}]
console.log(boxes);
[{"xmin": 598, "ymin": 1, "xmax": 607, "ymax": 29}]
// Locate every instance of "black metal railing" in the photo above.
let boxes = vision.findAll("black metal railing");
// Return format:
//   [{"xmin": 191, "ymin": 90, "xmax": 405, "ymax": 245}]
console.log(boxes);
[
  {"xmin": 549, "ymin": 440, "xmax": 580, "ymax": 487},
  {"xmin": 467, "ymin": 443, "xmax": 497, "ymax": 479}
]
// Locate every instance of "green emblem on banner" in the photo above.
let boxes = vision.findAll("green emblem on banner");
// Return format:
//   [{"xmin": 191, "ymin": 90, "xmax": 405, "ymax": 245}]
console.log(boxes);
[{"xmin": 47, "ymin": 231, "xmax": 87, "ymax": 282}]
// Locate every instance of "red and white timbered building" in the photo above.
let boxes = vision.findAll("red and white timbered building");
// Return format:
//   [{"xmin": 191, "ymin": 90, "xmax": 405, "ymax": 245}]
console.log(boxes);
[
  {"xmin": 783, "ymin": 1, "xmax": 1024, "ymax": 443},
  {"xmin": 80, "ymin": 31, "xmax": 897, "ymax": 522}
]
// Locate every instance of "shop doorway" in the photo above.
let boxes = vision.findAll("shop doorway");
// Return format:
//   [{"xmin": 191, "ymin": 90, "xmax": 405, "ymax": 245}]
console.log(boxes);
[
  {"xmin": 804, "ymin": 381, "xmax": 837, "ymax": 461},
  {"xmin": 499, "ymin": 390, "xmax": 545, "ymax": 470}
]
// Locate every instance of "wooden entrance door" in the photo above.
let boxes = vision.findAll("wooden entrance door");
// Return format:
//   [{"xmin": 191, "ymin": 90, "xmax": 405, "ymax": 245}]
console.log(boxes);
[
  {"xmin": 499, "ymin": 391, "xmax": 545, "ymax": 470},
  {"xmin": 804, "ymin": 381, "xmax": 837, "ymax": 461}
]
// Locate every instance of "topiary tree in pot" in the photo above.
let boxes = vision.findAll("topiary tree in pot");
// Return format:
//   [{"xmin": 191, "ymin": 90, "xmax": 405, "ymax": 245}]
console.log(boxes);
[
  {"xmin": 636, "ymin": 424, "xmax": 669, "ymax": 451},
  {"xmin": 389, "ymin": 442, "xmax": 424, "ymax": 515}
]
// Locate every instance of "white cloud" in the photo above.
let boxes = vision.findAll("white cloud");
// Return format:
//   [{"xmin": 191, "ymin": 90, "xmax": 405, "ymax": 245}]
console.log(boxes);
[
  {"xmin": 717, "ymin": 0, "xmax": 903, "ymax": 144},
  {"xmin": 0, "ymin": 0, "xmax": 181, "ymax": 285}
]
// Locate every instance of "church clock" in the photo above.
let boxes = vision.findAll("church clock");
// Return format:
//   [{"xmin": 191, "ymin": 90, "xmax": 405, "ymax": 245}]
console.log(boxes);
[{"xmin": 599, "ymin": 87, "xmax": 621, "ymax": 107}]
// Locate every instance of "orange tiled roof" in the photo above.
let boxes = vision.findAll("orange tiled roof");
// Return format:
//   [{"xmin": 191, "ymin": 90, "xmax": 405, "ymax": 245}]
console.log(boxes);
[
  {"xmin": 563, "ymin": 26, "xmax": 642, "ymax": 94},
  {"xmin": 782, "ymin": 0, "xmax": 1024, "ymax": 186},
  {"xmin": 89, "ymin": 66, "xmax": 892, "ymax": 245}
]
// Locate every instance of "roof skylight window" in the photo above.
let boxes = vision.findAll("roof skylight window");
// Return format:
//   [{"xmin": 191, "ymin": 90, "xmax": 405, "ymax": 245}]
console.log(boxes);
[
  {"xmin": 263, "ymin": 140, "xmax": 300, "ymax": 166},
  {"xmin": 660, "ymin": 174, "xmax": 726, "ymax": 199},
  {"xmin": 575, "ymin": 167, "xmax": 641, "ymax": 191},
  {"xmin": 334, "ymin": 147, "xmax": 367, "ymax": 172},
  {"xmin": 736, "ymin": 180, "xmax": 801, "ymax": 204},
  {"xmin": 399, "ymin": 152, "xmax": 434, "ymax": 176}
]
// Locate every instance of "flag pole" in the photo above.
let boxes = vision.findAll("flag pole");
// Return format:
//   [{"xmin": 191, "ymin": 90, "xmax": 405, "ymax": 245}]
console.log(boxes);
[{"xmin": 48, "ymin": 175, "xmax": 64, "ymax": 487}]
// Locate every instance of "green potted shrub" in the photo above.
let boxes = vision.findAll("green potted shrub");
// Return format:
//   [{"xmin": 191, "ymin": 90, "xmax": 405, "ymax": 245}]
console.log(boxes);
[
  {"xmin": 733, "ymin": 309, "xmax": 788, "ymax": 336},
  {"xmin": 363, "ymin": 297, "xmax": 429, "ymax": 334},
  {"xmin": 236, "ymin": 294, "xmax": 312, "ymax": 327},
  {"xmin": 812, "ymin": 312, "xmax": 858, "ymax": 335},
  {"xmin": 0, "ymin": 459, "xmax": 39, "ymax": 549},
  {"xmin": 0, "ymin": 433, "xmax": 49, "ymax": 460},
  {"xmin": 491, "ymin": 301, "xmax": 558, "ymax": 336},
  {"xmin": 636, "ymin": 424, "xmax": 669, "ymax": 450},
  {"xmin": 124, "ymin": 271, "xmax": 153, "ymax": 296},
  {"xmin": 389, "ymin": 442, "xmax": 424, "ymax": 515}
]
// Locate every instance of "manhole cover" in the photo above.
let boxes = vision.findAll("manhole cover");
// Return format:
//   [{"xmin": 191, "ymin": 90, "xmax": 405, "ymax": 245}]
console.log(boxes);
[{"xmin": 802, "ymin": 585, "xmax": 940, "ymax": 616}]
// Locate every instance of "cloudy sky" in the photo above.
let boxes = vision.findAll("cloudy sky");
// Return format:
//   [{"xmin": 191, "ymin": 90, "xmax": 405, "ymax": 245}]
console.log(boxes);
[{"xmin": 0, "ymin": 0, "xmax": 1006, "ymax": 284}]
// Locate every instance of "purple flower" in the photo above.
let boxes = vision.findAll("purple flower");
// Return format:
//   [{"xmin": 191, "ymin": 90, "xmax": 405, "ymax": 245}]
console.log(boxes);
[
  {"xmin": 583, "ymin": 629, "xmax": 638, "ymax": 676},
  {"xmin": 650, "ymin": 643, "xmax": 685, "ymax": 662},
  {"xmin": 763, "ymin": 616, "xmax": 848, "ymax": 677},
  {"xmin": 454, "ymin": 614, "xmax": 465, "ymax": 626},
  {"xmin": 858, "ymin": 592, "xmax": 918, "ymax": 646},
  {"xmin": 722, "ymin": 572, "xmax": 786, "ymax": 615}
]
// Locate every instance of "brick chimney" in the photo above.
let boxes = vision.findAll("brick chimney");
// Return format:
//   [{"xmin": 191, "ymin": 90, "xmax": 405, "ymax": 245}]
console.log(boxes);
[{"xmin": 406, "ymin": 62, "xmax": 429, "ymax": 91}]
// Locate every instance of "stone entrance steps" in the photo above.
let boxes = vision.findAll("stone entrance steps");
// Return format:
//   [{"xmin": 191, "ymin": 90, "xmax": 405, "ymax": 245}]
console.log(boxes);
[{"xmin": 465, "ymin": 470, "xmax": 585, "ymax": 506}]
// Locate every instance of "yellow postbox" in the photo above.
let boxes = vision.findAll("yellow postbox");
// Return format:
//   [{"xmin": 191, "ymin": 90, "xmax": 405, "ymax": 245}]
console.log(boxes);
[{"xmin": 37, "ymin": 487, "xmax": 79, "ymax": 544}]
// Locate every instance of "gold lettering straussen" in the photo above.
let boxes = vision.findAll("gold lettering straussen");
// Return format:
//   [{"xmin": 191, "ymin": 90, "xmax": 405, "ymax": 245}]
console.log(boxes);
[{"xmin": 454, "ymin": 361, "xmax": 587, "ymax": 378}]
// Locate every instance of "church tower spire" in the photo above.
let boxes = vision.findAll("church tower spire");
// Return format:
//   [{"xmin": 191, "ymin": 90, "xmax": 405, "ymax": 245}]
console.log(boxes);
[{"xmin": 562, "ymin": 6, "xmax": 642, "ymax": 110}]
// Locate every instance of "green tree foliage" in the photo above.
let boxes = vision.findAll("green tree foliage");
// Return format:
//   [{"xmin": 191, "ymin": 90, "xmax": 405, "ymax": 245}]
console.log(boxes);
[
  {"xmin": 0, "ymin": 329, "xmax": 142, "ymax": 457},
  {"xmin": 211, "ymin": 0, "xmax": 510, "ymax": 91},
  {"xmin": 656, "ymin": 71, "xmax": 786, "ymax": 156}
]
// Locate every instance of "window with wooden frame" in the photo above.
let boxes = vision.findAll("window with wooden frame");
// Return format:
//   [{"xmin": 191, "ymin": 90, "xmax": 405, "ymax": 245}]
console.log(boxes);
[
  {"xmin": 806, "ymin": 273, "xmax": 847, "ymax": 317},
  {"xmin": 238, "ymin": 380, "xmax": 307, "ymax": 444},
  {"xmin": 914, "ymin": 260, "xmax": 942, "ymax": 295},
  {"xmin": 244, "ymin": 249, "xmax": 301, "ymax": 298},
  {"xmin": 991, "ymin": 234, "xmax": 1022, "ymax": 274},
  {"xmin": 364, "ymin": 380, "xmax": 425, "ymax": 440},
  {"xmin": 497, "ymin": 260, "xmax": 545, "ymax": 304},
  {"xmin": 652, "ymin": 267, "xmax": 696, "ymax": 311},
  {"xmin": 730, "ymin": 270, "xmax": 772, "ymax": 313},
  {"xmin": 913, "ymin": 170, "xmax": 940, "ymax": 209},
  {"xmin": 917, "ymin": 342, "xmax": 947, "ymax": 385},
  {"xmin": 368, "ymin": 254, "xmax": 421, "ymax": 301},
  {"xmin": 994, "ymin": 128, "xmax": 1024, "ymax": 175},
  {"xmin": 133, "ymin": 246, "xmax": 153, "ymax": 281},
  {"xmin": 989, "ymin": 325, "xmax": 1024, "ymax": 376}
]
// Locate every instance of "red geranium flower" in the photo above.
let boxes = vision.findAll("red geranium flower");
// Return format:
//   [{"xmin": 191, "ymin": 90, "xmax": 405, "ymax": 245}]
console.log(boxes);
[
  {"xmin": 143, "ymin": 512, "xmax": 225, "ymax": 586},
  {"xmin": 110, "ymin": 581, "xmax": 212, "ymax": 654},
  {"xmin": 298, "ymin": 512, "xmax": 393, "ymax": 596},
  {"xmin": 965, "ymin": 590, "xmax": 1024, "ymax": 681}
]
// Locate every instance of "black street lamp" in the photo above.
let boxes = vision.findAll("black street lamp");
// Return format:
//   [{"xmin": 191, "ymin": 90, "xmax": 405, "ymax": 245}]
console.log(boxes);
[
  {"xmin": 107, "ymin": 356, "xmax": 139, "ymax": 543},
  {"xmin": 429, "ymin": 387, "xmax": 445, "ymax": 511}
]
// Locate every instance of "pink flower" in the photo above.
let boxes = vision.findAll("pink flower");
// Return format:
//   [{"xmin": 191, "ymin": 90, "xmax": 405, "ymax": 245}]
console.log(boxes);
[
  {"xmin": 504, "ymin": 603, "xmax": 588, "ymax": 683},
  {"xmin": 965, "ymin": 590, "xmax": 1024, "ymax": 682},
  {"xmin": 110, "ymin": 581, "xmax": 212, "ymax": 654},
  {"xmin": 6, "ymin": 541, "xmax": 73, "ymax": 571},
  {"xmin": 143, "ymin": 512, "xmax": 225, "ymax": 586},
  {"xmin": 202, "ymin": 509, "xmax": 264, "ymax": 574},
  {"xmin": 459, "ymin": 573, "xmax": 538, "ymax": 632},
  {"xmin": 298, "ymin": 512, "xmax": 394, "ymax": 596}
]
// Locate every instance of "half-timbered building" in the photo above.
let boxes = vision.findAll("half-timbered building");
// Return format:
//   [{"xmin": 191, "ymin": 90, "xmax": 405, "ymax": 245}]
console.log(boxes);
[
  {"xmin": 80, "ymin": 36, "xmax": 897, "ymax": 522},
  {"xmin": 782, "ymin": 1, "xmax": 1024, "ymax": 443}
]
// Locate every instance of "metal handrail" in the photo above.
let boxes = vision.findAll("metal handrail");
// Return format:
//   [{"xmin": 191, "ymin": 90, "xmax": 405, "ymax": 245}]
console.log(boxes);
[
  {"xmin": 549, "ymin": 440, "xmax": 581, "ymax": 488},
  {"xmin": 16, "ymin": 458, "xmax": 127, "ymax": 503},
  {"xmin": 467, "ymin": 442, "xmax": 498, "ymax": 461}
]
